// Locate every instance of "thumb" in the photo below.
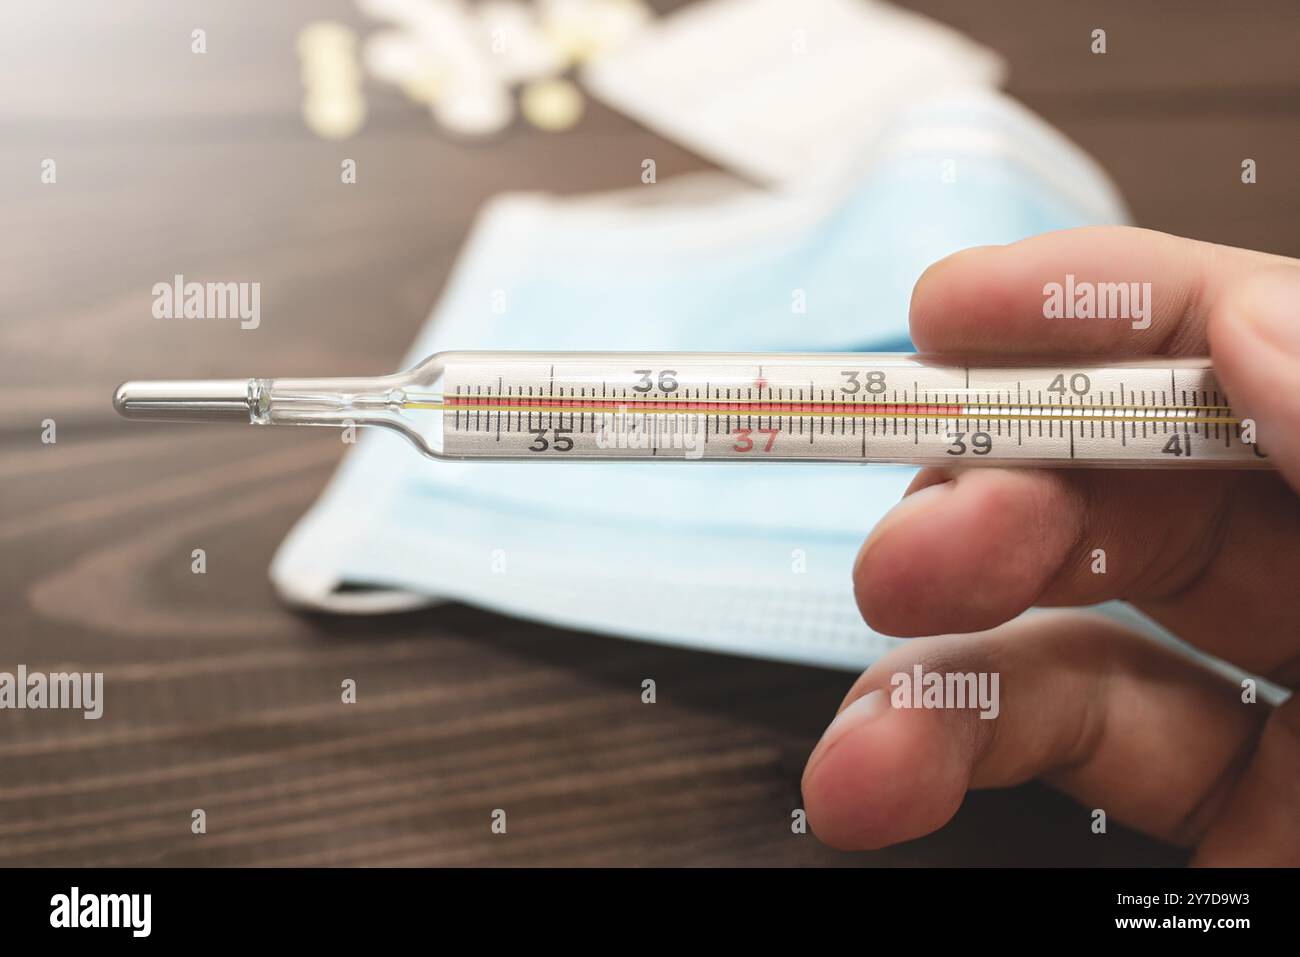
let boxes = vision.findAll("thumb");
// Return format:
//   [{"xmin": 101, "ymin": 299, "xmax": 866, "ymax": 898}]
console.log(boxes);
[{"xmin": 1208, "ymin": 266, "xmax": 1300, "ymax": 493}]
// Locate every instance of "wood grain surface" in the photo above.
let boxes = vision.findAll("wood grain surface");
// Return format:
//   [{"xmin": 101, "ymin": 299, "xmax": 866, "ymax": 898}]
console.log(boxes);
[{"xmin": 3, "ymin": 0, "xmax": 1296, "ymax": 867}]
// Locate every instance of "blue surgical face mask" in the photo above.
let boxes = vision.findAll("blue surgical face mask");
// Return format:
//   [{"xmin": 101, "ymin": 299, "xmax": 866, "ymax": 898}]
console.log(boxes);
[{"xmin": 271, "ymin": 89, "xmax": 1131, "ymax": 670}]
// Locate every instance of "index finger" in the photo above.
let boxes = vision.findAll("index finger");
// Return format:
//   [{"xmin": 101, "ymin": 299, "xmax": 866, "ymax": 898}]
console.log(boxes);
[{"xmin": 908, "ymin": 226, "xmax": 1279, "ymax": 356}]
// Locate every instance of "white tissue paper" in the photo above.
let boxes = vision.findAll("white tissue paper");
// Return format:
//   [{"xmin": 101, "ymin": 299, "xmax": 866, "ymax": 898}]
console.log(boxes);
[{"xmin": 582, "ymin": 0, "xmax": 1007, "ymax": 186}]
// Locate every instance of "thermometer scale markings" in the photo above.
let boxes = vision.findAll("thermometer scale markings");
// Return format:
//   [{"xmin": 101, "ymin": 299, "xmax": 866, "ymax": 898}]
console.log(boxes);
[
  {"xmin": 112, "ymin": 351, "xmax": 1272, "ymax": 468},
  {"xmin": 421, "ymin": 394, "xmax": 1238, "ymax": 424},
  {"xmin": 420, "ymin": 357, "xmax": 1268, "ymax": 466}
]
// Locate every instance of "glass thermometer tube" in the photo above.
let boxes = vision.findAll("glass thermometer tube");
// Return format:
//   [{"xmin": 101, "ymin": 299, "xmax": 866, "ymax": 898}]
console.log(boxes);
[{"xmin": 113, "ymin": 351, "xmax": 1273, "ymax": 469}]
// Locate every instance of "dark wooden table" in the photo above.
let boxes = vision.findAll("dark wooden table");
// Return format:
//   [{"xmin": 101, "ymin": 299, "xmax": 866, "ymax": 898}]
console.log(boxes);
[{"xmin": 3, "ymin": 0, "xmax": 1296, "ymax": 866}]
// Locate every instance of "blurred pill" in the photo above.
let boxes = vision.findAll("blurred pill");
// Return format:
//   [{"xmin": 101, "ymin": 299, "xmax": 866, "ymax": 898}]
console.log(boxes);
[
  {"xmin": 303, "ymin": 92, "xmax": 366, "ymax": 139},
  {"xmin": 520, "ymin": 77, "xmax": 584, "ymax": 131},
  {"xmin": 401, "ymin": 67, "xmax": 446, "ymax": 104},
  {"xmin": 300, "ymin": 56, "xmax": 364, "ymax": 90},
  {"xmin": 297, "ymin": 19, "xmax": 367, "ymax": 140},
  {"xmin": 433, "ymin": 82, "xmax": 514, "ymax": 136},
  {"xmin": 362, "ymin": 29, "xmax": 427, "ymax": 84},
  {"xmin": 297, "ymin": 21, "xmax": 359, "ymax": 58}
]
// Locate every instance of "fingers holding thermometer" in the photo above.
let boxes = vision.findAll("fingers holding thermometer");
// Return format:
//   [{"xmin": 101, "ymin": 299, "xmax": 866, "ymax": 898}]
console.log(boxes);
[
  {"xmin": 819, "ymin": 227, "xmax": 1300, "ymax": 859},
  {"xmin": 854, "ymin": 227, "xmax": 1300, "ymax": 684},
  {"xmin": 910, "ymin": 225, "xmax": 1300, "ymax": 486}
]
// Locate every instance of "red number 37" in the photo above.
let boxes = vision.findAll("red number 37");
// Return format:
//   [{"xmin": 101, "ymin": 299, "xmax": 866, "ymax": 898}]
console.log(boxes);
[{"xmin": 733, "ymin": 428, "xmax": 779, "ymax": 453}]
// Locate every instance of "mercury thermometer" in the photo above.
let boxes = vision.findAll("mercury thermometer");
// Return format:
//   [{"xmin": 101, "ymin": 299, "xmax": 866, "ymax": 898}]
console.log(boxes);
[{"xmin": 114, "ymin": 351, "xmax": 1271, "ymax": 469}]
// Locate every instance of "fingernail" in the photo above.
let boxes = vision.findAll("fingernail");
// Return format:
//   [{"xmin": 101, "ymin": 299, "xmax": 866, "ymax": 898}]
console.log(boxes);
[
  {"xmin": 902, "ymin": 469, "xmax": 953, "ymax": 499},
  {"xmin": 826, "ymin": 687, "xmax": 890, "ymax": 736},
  {"xmin": 1240, "ymin": 269, "xmax": 1300, "ymax": 355},
  {"xmin": 804, "ymin": 689, "xmax": 890, "ymax": 780}
]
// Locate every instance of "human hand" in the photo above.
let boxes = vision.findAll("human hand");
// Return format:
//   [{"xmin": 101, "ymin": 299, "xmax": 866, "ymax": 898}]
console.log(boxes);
[{"xmin": 802, "ymin": 226, "xmax": 1300, "ymax": 865}]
